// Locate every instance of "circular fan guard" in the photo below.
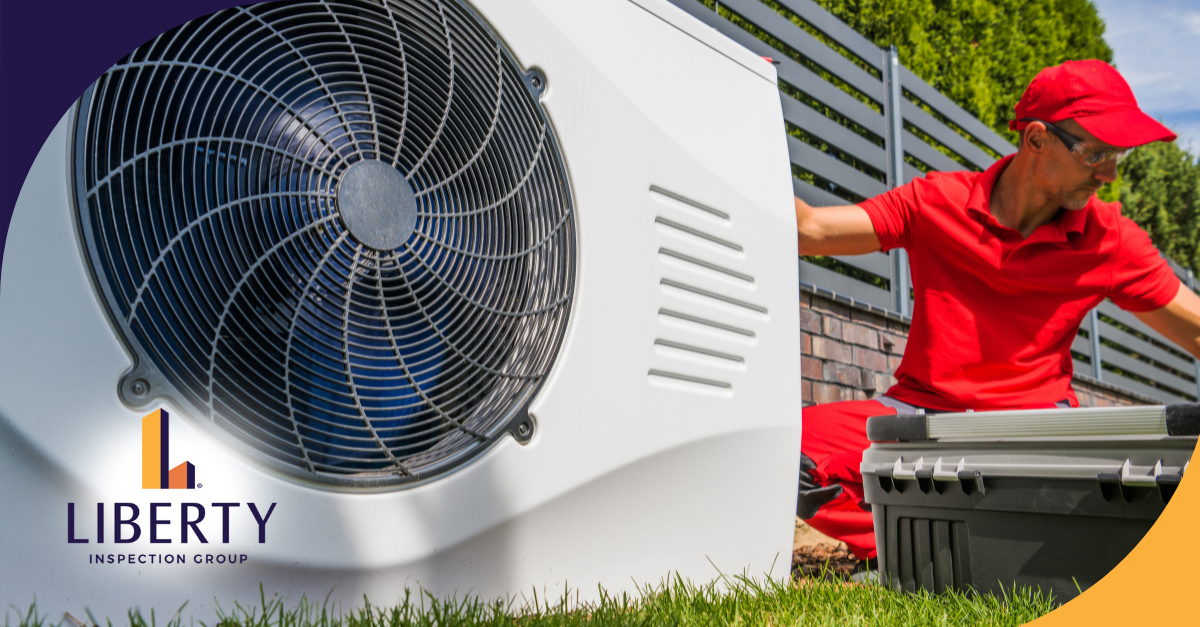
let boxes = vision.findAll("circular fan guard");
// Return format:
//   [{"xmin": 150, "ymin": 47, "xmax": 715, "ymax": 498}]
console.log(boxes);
[{"xmin": 74, "ymin": 0, "xmax": 575, "ymax": 488}]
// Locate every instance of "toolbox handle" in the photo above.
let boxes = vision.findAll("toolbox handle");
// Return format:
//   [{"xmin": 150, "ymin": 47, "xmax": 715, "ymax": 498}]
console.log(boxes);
[
  {"xmin": 865, "ymin": 414, "xmax": 930, "ymax": 442},
  {"xmin": 866, "ymin": 404, "xmax": 1200, "ymax": 441},
  {"xmin": 1166, "ymin": 404, "xmax": 1200, "ymax": 436}
]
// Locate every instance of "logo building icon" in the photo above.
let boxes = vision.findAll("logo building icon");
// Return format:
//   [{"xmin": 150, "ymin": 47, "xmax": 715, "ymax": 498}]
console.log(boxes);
[{"xmin": 142, "ymin": 409, "xmax": 196, "ymax": 489}]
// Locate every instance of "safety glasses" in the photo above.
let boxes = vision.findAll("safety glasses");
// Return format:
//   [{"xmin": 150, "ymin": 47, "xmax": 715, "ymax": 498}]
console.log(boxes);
[{"xmin": 1019, "ymin": 118, "xmax": 1133, "ymax": 166}]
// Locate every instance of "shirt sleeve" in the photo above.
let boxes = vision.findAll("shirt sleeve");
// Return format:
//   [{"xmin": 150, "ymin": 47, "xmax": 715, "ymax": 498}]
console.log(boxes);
[
  {"xmin": 857, "ymin": 177, "xmax": 925, "ymax": 251},
  {"xmin": 1108, "ymin": 215, "xmax": 1180, "ymax": 312}
]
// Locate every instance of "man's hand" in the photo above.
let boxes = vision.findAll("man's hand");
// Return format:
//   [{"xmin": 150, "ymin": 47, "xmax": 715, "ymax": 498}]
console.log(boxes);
[
  {"xmin": 1134, "ymin": 283, "xmax": 1200, "ymax": 359},
  {"xmin": 795, "ymin": 196, "xmax": 882, "ymax": 256}
]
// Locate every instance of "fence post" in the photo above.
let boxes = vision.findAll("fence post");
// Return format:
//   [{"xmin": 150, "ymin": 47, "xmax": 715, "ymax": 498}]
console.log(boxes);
[
  {"xmin": 1089, "ymin": 308, "xmax": 1103, "ymax": 381},
  {"xmin": 883, "ymin": 45, "xmax": 910, "ymax": 317}
]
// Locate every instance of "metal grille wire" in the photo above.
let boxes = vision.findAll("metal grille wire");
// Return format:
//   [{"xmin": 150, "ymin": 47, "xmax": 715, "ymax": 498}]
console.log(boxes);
[{"xmin": 74, "ymin": 0, "xmax": 575, "ymax": 487}]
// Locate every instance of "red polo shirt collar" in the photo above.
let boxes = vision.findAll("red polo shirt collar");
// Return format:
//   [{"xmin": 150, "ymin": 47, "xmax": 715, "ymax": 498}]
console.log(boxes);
[{"xmin": 964, "ymin": 154, "xmax": 1087, "ymax": 246}]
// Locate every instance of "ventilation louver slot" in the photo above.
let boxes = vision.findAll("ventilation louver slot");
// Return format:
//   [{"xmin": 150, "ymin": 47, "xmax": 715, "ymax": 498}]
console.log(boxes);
[{"xmin": 74, "ymin": 0, "xmax": 575, "ymax": 488}]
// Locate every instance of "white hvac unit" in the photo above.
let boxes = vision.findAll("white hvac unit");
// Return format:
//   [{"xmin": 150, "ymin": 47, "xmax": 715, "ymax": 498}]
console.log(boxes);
[{"xmin": 0, "ymin": 0, "xmax": 799, "ymax": 618}]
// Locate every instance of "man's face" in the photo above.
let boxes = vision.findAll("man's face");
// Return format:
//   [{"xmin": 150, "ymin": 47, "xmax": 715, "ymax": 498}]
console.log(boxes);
[{"xmin": 1034, "ymin": 119, "xmax": 1125, "ymax": 210}]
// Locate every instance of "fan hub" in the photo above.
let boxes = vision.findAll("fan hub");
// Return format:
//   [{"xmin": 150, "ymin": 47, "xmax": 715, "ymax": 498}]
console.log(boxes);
[{"xmin": 337, "ymin": 160, "xmax": 418, "ymax": 251}]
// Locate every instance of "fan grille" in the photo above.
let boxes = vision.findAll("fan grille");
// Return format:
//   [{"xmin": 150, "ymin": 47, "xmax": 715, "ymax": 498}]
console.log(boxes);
[{"xmin": 75, "ymin": 0, "xmax": 575, "ymax": 487}]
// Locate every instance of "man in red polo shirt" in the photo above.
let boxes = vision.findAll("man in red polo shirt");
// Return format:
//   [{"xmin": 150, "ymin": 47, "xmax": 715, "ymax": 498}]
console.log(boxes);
[{"xmin": 794, "ymin": 60, "xmax": 1200, "ymax": 564}]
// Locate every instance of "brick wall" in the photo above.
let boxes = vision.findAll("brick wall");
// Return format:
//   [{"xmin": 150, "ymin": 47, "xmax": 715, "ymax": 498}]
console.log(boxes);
[{"xmin": 799, "ymin": 288, "xmax": 1150, "ymax": 408}]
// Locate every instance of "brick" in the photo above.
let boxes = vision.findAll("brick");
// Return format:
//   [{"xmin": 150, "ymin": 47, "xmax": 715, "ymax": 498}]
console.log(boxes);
[
  {"xmin": 853, "ymin": 346, "xmax": 888, "ymax": 372},
  {"xmin": 799, "ymin": 292, "xmax": 812, "ymax": 307},
  {"xmin": 874, "ymin": 372, "xmax": 898, "ymax": 392},
  {"xmin": 801, "ymin": 380, "xmax": 812, "ymax": 404},
  {"xmin": 801, "ymin": 356, "xmax": 823, "ymax": 380},
  {"xmin": 852, "ymin": 389, "xmax": 869, "ymax": 401},
  {"xmin": 811, "ymin": 336, "xmax": 851, "ymax": 362},
  {"xmin": 887, "ymin": 355, "xmax": 903, "ymax": 372},
  {"xmin": 888, "ymin": 319, "xmax": 912, "ymax": 333},
  {"xmin": 801, "ymin": 333, "xmax": 812, "ymax": 355},
  {"xmin": 823, "ymin": 362, "xmax": 862, "ymax": 387},
  {"xmin": 843, "ymin": 322, "xmax": 878, "ymax": 349},
  {"xmin": 800, "ymin": 309, "xmax": 822, "ymax": 334},
  {"xmin": 850, "ymin": 308, "xmax": 889, "ymax": 330},
  {"xmin": 880, "ymin": 333, "xmax": 907, "ymax": 354},
  {"xmin": 812, "ymin": 382, "xmax": 843, "ymax": 404},
  {"xmin": 823, "ymin": 315, "xmax": 843, "ymax": 338},
  {"xmin": 811, "ymin": 295, "xmax": 850, "ymax": 320}
]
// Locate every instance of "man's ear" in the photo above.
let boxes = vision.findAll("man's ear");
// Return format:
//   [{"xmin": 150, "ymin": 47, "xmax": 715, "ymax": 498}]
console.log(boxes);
[{"xmin": 1023, "ymin": 122, "xmax": 1048, "ymax": 153}]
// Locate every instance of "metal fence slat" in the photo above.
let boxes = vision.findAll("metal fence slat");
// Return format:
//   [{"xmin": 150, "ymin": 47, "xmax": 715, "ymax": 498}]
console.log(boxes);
[
  {"xmin": 901, "ymin": 129, "xmax": 976, "ymax": 172},
  {"xmin": 900, "ymin": 100, "xmax": 998, "ymax": 170},
  {"xmin": 718, "ymin": 0, "xmax": 887, "ymax": 102},
  {"xmin": 832, "ymin": 252, "xmax": 891, "ymax": 278},
  {"xmin": 1098, "ymin": 346, "xmax": 1196, "ymax": 397},
  {"xmin": 902, "ymin": 163, "xmax": 926, "ymax": 184},
  {"xmin": 793, "ymin": 178, "xmax": 847, "ymax": 207},
  {"xmin": 1098, "ymin": 322, "xmax": 1196, "ymax": 375},
  {"xmin": 1100, "ymin": 371, "xmax": 1190, "ymax": 405},
  {"xmin": 799, "ymin": 259, "xmax": 892, "ymax": 308},
  {"xmin": 1096, "ymin": 301, "xmax": 1163, "ymax": 339},
  {"xmin": 1071, "ymin": 334, "xmax": 1093, "ymax": 358},
  {"xmin": 787, "ymin": 136, "xmax": 889, "ymax": 199},
  {"xmin": 776, "ymin": 58, "xmax": 888, "ymax": 135},
  {"xmin": 781, "ymin": 96, "xmax": 888, "ymax": 172},
  {"xmin": 771, "ymin": 0, "xmax": 884, "ymax": 70},
  {"xmin": 898, "ymin": 66, "xmax": 1016, "ymax": 158}
]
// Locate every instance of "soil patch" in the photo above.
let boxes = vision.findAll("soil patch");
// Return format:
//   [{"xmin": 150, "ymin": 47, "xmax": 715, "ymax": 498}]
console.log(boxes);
[{"xmin": 791, "ymin": 543, "xmax": 863, "ymax": 581}]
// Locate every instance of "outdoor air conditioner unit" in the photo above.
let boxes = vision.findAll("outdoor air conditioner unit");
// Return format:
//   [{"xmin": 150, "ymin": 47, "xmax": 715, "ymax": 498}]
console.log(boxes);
[{"xmin": 0, "ymin": 0, "xmax": 799, "ymax": 618}]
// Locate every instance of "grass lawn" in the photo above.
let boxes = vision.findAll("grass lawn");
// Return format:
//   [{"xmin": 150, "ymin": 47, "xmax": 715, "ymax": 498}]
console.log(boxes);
[{"xmin": 11, "ymin": 571, "xmax": 1061, "ymax": 627}]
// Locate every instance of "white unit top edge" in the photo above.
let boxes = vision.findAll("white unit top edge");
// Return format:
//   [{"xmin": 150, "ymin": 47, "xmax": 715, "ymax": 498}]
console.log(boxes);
[{"xmin": 626, "ymin": 0, "xmax": 778, "ymax": 83}]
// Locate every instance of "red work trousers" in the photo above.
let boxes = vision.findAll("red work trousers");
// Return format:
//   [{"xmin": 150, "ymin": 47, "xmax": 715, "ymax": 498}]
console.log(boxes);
[{"xmin": 800, "ymin": 399, "xmax": 894, "ymax": 561}]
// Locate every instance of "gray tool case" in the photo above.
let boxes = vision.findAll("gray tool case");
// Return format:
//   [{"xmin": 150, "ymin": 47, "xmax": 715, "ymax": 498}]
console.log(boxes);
[{"xmin": 861, "ymin": 404, "xmax": 1199, "ymax": 600}]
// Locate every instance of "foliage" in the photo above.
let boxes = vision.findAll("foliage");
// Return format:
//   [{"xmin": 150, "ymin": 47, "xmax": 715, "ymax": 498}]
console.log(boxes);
[
  {"xmin": 1116, "ymin": 141, "xmax": 1200, "ymax": 272},
  {"xmin": 8, "ymin": 574, "xmax": 1061, "ymax": 627},
  {"xmin": 807, "ymin": 0, "xmax": 1113, "ymax": 147}
]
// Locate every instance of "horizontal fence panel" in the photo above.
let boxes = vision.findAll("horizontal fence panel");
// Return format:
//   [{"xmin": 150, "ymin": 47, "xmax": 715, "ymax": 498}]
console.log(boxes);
[
  {"xmin": 781, "ymin": 96, "xmax": 887, "ymax": 173},
  {"xmin": 772, "ymin": 0, "xmax": 883, "ymax": 71},
  {"xmin": 793, "ymin": 178, "xmax": 848, "ymax": 207},
  {"xmin": 799, "ymin": 259, "xmax": 891, "ymax": 309},
  {"xmin": 831, "ymin": 252, "xmax": 890, "ymax": 278},
  {"xmin": 899, "ymin": 66, "xmax": 1016, "ymax": 158},
  {"xmin": 787, "ymin": 136, "xmax": 889, "ymax": 199},
  {"xmin": 1073, "ymin": 359, "xmax": 1093, "ymax": 378},
  {"xmin": 902, "ymin": 163, "xmax": 926, "ymax": 185},
  {"xmin": 1101, "ymin": 370, "xmax": 1191, "ymax": 405},
  {"xmin": 719, "ymin": 0, "xmax": 886, "ymax": 104},
  {"xmin": 1071, "ymin": 334, "xmax": 1093, "ymax": 358},
  {"xmin": 1099, "ymin": 346, "xmax": 1197, "ymax": 399},
  {"xmin": 902, "ymin": 129, "xmax": 976, "ymax": 172},
  {"xmin": 900, "ymin": 100, "xmax": 997, "ymax": 171},
  {"xmin": 1096, "ymin": 301, "xmax": 1165, "ymax": 341},
  {"xmin": 776, "ymin": 58, "xmax": 887, "ymax": 137},
  {"xmin": 1098, "ymin": 321, "xmax": 1196, "ymax": 375}
]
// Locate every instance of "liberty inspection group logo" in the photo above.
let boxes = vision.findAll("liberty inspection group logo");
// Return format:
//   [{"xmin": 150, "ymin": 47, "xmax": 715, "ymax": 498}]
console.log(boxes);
[{"xmin": 142, "ymin": 409, "xmax": 198, "ymax": 489}]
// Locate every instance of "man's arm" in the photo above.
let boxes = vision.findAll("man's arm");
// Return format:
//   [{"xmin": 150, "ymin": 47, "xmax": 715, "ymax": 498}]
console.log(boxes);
[
  {"xmin": 795, "ymin": 196, "xmax": 882, "ymax": 256},
  {"xmin": 1133, "ymin": 283, "xmax": 1200, "ymax": 359}
]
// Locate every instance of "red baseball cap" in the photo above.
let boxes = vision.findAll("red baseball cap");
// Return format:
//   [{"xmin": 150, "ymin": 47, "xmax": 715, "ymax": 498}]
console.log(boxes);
[{"xmin": 1009, "ymin": 60, "xmax": 1176, "ymax": 147}]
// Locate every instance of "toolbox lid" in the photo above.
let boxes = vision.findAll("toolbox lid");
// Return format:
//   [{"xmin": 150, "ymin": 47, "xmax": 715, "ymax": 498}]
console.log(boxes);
[{"xmin": 866, "ymin": 403, "xmax": 1200, "ymax": 442}]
